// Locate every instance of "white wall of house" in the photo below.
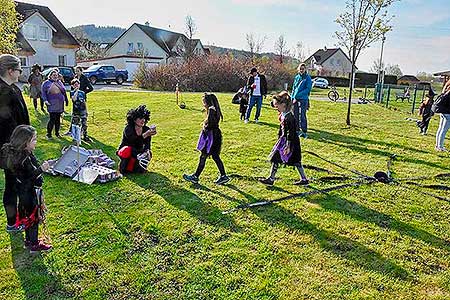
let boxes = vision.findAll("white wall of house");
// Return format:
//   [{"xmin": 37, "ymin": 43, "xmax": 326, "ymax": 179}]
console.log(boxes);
[
  {"xmin": 107, "ymin": 24, "xmax": 167, "ymax": 61},
  {"xmin": 194, "ymin": 41, "xmax": 205, "ymax": 55},
  {"xmin": 20, "ymin": 13, "xmax": 77, "ymax": 69},
  {"xmin": 321, "ymin": 50, "xmax": 352, "ymax": 77}
]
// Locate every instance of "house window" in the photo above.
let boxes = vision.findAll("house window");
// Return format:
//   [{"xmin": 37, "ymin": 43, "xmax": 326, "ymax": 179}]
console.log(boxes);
[
  {"xmin": 58, "ymin": 55, "xmax": 67, "ymax": 66},
  {"xmin": 128, "ymin": 43, "xmax": 134, "ymax": 53},
  {"xmin": 137, "ymin": 42, "xmax": 143, "ymax": 50},
  {"xmin": 19, "ymin": 57, "xmax": 27, "ymax": 67},
  {"xmin": 39, "ymin": 26, "xmax": 49, "ymax": 41},
  {"xmin": 23, "ymin": 24, "xmax": 37, "ymax": 40}
]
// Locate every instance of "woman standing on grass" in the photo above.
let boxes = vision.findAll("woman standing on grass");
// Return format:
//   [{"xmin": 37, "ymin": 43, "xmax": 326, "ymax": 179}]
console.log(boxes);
[
  {"xmin": 27, "ymin": 64, "xmax": 44, "ymax": 112},
  {"xmin": 1, "ymin": 125, "xmax": 52, "ymax": 253},
  {"xmin": 260, "ymin": 91, "xmax": 308, "ymax": 186},
  {"xmin": 183, "ymin": 93, "xmax": 230, "ymax": 185},
  {"xmin": 435, "ymin": 81, "xmax": 450, "ymax": 151},
  {"xmin": 41, "ymin": 68, "xmax": 68, "ymax": 139}
]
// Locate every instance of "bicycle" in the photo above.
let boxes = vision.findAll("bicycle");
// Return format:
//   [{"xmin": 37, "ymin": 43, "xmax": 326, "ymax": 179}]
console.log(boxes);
[{"xmin": 328, "ymin": 86, "xmax": 339, "ymax": 102}]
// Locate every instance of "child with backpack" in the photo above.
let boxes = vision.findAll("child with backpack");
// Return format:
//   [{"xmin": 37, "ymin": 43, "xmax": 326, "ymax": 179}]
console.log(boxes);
[
  {"xmin": 1, "ymin": 125, "xmax": 52, "ymax": 253},
  {"xmin": 183, "ymin": 93, "xmax": 230, "ymax": 185},
  {"xmin": 69, "ymin": 78, "xmax": 89, "ymax": 141},
  {"xmin": 260, "ymin": 91, "xmax": 309, "ymax": 186}
]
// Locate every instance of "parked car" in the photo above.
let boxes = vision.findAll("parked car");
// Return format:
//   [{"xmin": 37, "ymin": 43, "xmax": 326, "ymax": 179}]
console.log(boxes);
[
  {"xmin": 83, "ymin": 65, "xmax": 128, "ymax": 85},
  {"xmin": 42, "ymin": 66, "xmax": 75, "ymax": 84},
  {"xmin": 312, "ymin": 77, "xmax": 329, "ymax": 89}
]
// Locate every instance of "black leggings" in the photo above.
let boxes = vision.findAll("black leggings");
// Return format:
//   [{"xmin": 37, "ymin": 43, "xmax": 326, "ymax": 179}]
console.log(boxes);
[
  {"xmin": 194, "ymin": 152, "xmax": 226, "ymax": 177},
  {"xmin": 47, "ymin": 112, "xmax": 62, "ymax": 136},
  {"xmin": 32, "ymin": 97, "xmax": 45, "ymax": 110}
]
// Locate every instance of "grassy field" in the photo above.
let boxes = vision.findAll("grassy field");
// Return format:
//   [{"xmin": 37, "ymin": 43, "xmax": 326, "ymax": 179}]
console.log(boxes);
[{"xmin": 0, "ymin": 91, "xmax": 449, "ymax": 300}]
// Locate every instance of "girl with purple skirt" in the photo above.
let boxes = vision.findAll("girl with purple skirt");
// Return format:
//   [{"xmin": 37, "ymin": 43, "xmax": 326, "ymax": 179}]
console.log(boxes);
[
  {"xmin": 183, "ymin": 93, "xmax": 230, "ymax": 185},
  {"xmin": 260, "ymin": 91, "xmax": 308, "ymax": 186}
]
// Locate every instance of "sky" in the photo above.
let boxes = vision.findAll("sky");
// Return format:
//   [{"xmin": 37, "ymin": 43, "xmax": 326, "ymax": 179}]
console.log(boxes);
[{"xmin": 21, "ymin": 0, "xmax": 450, "ymax": 75}]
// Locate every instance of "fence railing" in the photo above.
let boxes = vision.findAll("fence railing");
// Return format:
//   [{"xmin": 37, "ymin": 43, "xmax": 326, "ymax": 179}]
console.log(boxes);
[{"xmin": 373, "ymin": 84, "xmax": 428, "ymax": 114}]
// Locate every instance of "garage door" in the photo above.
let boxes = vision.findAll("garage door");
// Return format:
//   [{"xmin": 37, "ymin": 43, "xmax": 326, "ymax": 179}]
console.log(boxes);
[{"xmin": 125, "ymin": 61, "xmax": 141, "ymax": 81}]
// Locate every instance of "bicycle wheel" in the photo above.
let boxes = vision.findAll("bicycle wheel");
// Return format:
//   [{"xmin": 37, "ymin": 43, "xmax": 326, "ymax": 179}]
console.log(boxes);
[{"xmin": 328, "ymin": 90, "xmax": 339, "ymax": 102}]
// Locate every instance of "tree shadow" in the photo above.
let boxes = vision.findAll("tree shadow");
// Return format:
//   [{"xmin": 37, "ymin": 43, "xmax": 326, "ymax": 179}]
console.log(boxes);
[
  {"xmin": 9, "ymin": 234, "xmax": 73, "ymax": 299},
  {"xmin": 252, "ymin": 203, "xmax": 411, "ymax": 280},
  {"xmin": 129, "ymin": 172, "xmax": 240, "ymax": 231},
  {"xmin": 307, "ymin": 192, "xmax": 450, "ymax": 252},
  {"xmin": 307, "ymin": 128, "xmax": 448, "ymax": 171},
  {"xmin": 257, "ymin": 121, "xmax": 279, "ymax": 129}
]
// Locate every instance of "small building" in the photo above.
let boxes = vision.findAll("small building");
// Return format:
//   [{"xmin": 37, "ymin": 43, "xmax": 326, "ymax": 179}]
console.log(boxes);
[
  {"xmin": 15, "ymin": 1, "xmax": 80, "ymax": 77},
  {"xmin": 79, "ymin": 23, "xmax": 207, "ymax": 80},
  {"xmin": 304, "ymin": 48, "xmax": 355, "ymax": 78},
  {"xmin": 397, "ymin": 75, "xmax": 420, "ymax": 86}
]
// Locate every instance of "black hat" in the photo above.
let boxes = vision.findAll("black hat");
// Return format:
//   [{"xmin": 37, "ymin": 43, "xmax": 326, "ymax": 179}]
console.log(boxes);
[
  {"xmin": 250, "ymin": 67, "xmax": 257, "ymax": 74},
  {"xmin": 31, "ymin": 64, "xmax": 41, "ymax": 72}
]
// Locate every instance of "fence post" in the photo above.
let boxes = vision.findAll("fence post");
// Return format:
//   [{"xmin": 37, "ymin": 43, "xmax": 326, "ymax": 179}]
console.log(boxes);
[
  {"xmin": 364, "ymin": 86, "xmax": 367, "ymax": 99},
  {"xmin": 385, "ymin": 85, "xmax": 391, "ymax": 108},
  {"xmin": 412, "ymin": 85, "xmax": 418, "ymax": 114}
]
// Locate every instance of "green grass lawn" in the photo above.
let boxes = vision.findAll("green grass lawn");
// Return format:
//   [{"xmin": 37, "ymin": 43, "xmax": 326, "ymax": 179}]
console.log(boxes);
[{"xmin": 0, "ymin": 91, "xmax": 449, "ymax": 299}]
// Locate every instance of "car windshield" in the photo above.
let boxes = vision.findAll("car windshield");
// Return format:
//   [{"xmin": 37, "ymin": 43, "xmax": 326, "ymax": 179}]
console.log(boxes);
[{"xmin": 85, "ymin": 65, "xmax": 101, "ymax": 72}]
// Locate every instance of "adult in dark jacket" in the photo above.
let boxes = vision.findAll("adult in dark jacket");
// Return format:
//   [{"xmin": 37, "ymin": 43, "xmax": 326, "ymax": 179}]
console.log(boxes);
[
  {"xmin": 435, "ymin": 81, "xmax": 450, "ymax": 151},
  {"xmin": 117, "ymin": 105, "xmax": 156, "ymax": 174},
  {"xmin": 75, "ymin": 66, "xmax": 93, "ymax": 95},
  {"xmin": 0, "ymin": 54, "xmax": 30, "ymax": 232},
  {"xmin": 244, "ymin": 67, "xmax": 267, "ymax": 123}
]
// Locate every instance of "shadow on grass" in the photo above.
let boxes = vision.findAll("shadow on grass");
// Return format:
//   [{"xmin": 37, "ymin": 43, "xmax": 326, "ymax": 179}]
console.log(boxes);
[
  {"xmin": 307, "ymin": 128, "xmax": 448, "ymax": 171},
  {"xmin": 252, "ymin": 203, "xmax": 411, "ymax": 280},
  {"xmin": 9, "ymin": 234, "xmax": 73, "ymax": 299},
  {"xmin": 308, "ymin": 193, "xmax": 450, "ymax": 252},
  {"xmin": 129, "ymin": 172, "xmax": 240, "ymax": 231}
]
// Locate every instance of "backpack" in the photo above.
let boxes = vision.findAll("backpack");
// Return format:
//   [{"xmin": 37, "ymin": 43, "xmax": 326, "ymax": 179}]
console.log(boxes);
[{"xmin": 432, "ymin": 92, "xmax": 450, "ymax": 113}]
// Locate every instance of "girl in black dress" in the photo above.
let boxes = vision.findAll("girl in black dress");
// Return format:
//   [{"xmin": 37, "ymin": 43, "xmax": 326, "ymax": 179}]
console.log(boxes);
[
  {"xmin": 260, "ymin": 91, "xmax": 308, "ymax": 186},
  {"xmin": 1, "ymin": 125, "xmax": 52, "ymax": 253},
  {"xmin": 183, "ymin": 93, "xmax": 230, "ymax": 185},
  {"xmin": 117, "ymin": 105, "xmax": 156, "ymax": 174}
]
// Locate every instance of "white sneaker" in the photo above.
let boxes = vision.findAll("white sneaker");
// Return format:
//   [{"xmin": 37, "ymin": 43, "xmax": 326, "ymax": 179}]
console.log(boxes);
[
  {"xmin": 255, "ymin": 119, "xmax": 259, "ymax": 123},
  {"xmin": 244, "ymin": 119, "xmax": 249, "ymax": 124}
]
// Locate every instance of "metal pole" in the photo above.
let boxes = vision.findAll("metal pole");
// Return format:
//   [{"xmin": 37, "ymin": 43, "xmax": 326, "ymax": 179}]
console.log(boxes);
[
  {"xmin": 412, "ymin": 85, "xmax": 418, "ymax": 114},
  {"xmin": 386, "ymin": 85, "xmax": 391, "ymax": 108},
  {"xmin": 377, "ymin": 34, "xmax": 386, "ymax": 85}
]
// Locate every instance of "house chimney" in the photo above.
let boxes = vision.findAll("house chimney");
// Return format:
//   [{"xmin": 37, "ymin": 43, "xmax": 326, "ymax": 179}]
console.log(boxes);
[{"xmin": 145, "ymin": 21, "xmax": 150, "ymax": 26}]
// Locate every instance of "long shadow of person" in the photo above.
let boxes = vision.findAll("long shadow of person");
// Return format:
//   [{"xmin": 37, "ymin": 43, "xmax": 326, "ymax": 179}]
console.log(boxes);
[
  {"xmin": 129, "ymin": 172, "xmax": 240, "ymax": 231},
  {"xmin": 9, "ymin": 234, "xmax": 73, "ymax": 299},
  {"xmin": 251, "ymin": 203, "xmax": 410, "ymax": 280}
]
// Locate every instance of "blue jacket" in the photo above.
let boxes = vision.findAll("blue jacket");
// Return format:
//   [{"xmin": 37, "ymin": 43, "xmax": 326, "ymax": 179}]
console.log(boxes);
[{"xmin": 291, "ymin": 73, "xmax": 312, "ymax": 101}]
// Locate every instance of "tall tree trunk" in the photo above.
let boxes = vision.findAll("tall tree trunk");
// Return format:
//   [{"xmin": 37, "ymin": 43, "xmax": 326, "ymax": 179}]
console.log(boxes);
[{"xmin": 346, "ymin": 43, "xmax": 357, "ymax": 126}]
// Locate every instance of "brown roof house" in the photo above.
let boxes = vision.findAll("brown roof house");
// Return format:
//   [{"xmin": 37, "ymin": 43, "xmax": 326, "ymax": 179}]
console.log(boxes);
[
  {"xmin": 78, "ymin": 22, "xmax": 207, "ymax": 80},
  {"xmin": 15, "ymin": 1, "xmax": 80, "ymax": 76},
  {"xmin": 304, "ymin": 47, "xmax": 356, "ymax": 78},
  {"xmin": 397, "ymin": 75, "xmax": 420, "ymax": 86}
]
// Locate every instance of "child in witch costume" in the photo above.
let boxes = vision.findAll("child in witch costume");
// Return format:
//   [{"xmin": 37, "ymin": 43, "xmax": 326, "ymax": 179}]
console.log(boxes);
[
  {"xmin": 417, "ymin": 89, "xmax": 436, "ymax": 135},
  {"xmin": 1, "ymin": 125, "xmax": 52, "ymax": 253},
  {"xmin": 183, "ymin": 93, "xmax": 230, "ymax": 185},
  {"xmin": 260, "ymin": 91, "xmax": 309, "ymax": 186},
  {"xmin": 117, "ymin": 105, "xmax": 156, "ymax": 174}
]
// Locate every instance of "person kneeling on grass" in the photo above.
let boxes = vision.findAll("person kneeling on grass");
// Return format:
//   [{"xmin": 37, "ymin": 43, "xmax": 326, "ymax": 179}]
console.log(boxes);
[
  {"xmin": 117, "ymin": 105, "xmax": 156, "ymax": 174},
  {"xmin": 260, "ymin": 91, "xmax": 309, "ymax": 186},
  {"xmin": 183, "ymin": 93, "xmax": 230, "ymax": 185},
  {"xmin": 1, "ymin": 125, "xmax": 52, "ymax": 253}
]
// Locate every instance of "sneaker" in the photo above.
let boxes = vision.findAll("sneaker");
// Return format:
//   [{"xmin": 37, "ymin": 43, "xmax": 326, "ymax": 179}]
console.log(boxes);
[
  {"xmin": 259, "ymin": 177, "xmax": 274, "ymax": 186},
  {"xmin": 6, "ymin": 224, "xmax": 24, "ymax": 233},
  {"xmin": 294, "ymin": 179, "xmax": 310, "ymax": 185},
  {"xmin": 183, "ymin": 173, "xmax": 199, "ymax": 184},
  {"xmin": 298, "ymin": 132, "xmax": 308, "ymax": 139},
  {"xmin": 215, "ymin": 175, "xmax": 230, "ymax": 185},
  {"xmin": 254, "ymin": 119, "xmax": 259, "ymax": 123},
  {"xmin": 24, "ymin": 240, "xmax": 32, "ymax": 249},
  {"xmin": 45, "ymin": 135, "xmax": 52, "ymax": 140},
  {"xmin": 29, "ymin": 240, "xmax": 52, "ymax": 254},
  {"xmin": 435, "ymin": 147, "xmax": 447, "ymax": 152},
  {"xmin": 63, "ymin": 131, "xmax": 72, "ymax": 136},
  {"xmin": 244, "ymin": 119, "xmax": 249, "ymax": 124}
]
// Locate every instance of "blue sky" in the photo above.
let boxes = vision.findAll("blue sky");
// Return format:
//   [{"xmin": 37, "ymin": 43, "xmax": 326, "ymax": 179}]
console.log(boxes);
[{"xmin": 24, "ymin": 0, "xmax": 450, "ymax": 74}]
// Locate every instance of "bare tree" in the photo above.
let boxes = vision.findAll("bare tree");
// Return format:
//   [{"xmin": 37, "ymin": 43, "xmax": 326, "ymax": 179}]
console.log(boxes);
[
  {"xmin": 245, "ymin": 33, "xmax": 266, "ymax": 61},
  {"xmin": 71, "ymin": 28, "xmax": 107, "ymax": 60},
  {"xmin": 335, "ymin": 0, "xmax": 398, "ymax": 125},
  {"xmin": 369, "ymin": 58, "xmax": 385, "ymax": 74},
  {"xmin": 182, "ymin": 15, "xmax": 198, "ymax": 61},
  {"xmin": 295, "ymin": 42, "xmax": 307, "ymax": 63},
  {"xmin": 274, "ymin": 35, "xmax": 289, "ymax": 64},
  {"xmin": 385, "ymin": 64, "xmax": 402, "ymax": 77}
]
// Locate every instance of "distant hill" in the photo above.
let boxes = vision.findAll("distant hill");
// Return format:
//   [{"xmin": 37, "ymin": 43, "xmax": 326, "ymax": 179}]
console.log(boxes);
[
  {"xmin": 205, "ymin": 45, "xmax": 300, "ymax": 65},
  {"xmin": 68, "ymin": 24, "xmax": 126, "ymax": 43}
]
